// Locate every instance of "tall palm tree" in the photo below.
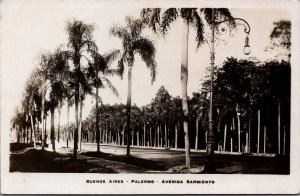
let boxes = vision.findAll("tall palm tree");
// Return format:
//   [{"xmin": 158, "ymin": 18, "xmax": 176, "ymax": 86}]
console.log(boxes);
[
  {"xmin": 22, "ymin": 68, "xmax": 43, "ymax": 148},
  {"xmin": 87, "ymin": 50, "xmax": 120, "ymax": 152},
  {"xmin": 141, "ymin": 8, "xmax": 234, "ymax": 167},
  {"xmin": 11, "ymin": 109, "xmax": 25, "ymax": 143},
  {"xmin": 66, "ymin": 20, "xmax": 97, "ymax": 159},
  {"xmin": 110, "ymin": 16, "xmax": 157, "ymax": 156},
  {"xmin": 77, "ymin": 70, "xmax": 93, "ymax": 150},
  {"xmin": 52, "ymin": 49, "xmax": 71, "ymax": 144},
  {"xmin": 190, "ymin": 92, "xmax": 209, "ymax": 150},
  {"xmin": 66, "ymin": 94, "xmax": 74, "ymax": 148},
  {"xmin": 36, "ymin": 52, "xmax": 53, "ymax": 150},
  {"xmin": 141, "ymin": 8, "xmax": 204, "ymax": 167},
  {"xmin": 59, "ymin": 70, "xmax": 74, "ymax": 148},
  {"xmin": 42, "ymin": 48, "xmax": 70, "ymax": 152}
]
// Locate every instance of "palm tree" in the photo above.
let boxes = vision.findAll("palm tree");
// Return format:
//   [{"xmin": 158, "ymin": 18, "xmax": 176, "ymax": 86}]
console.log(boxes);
[
  {"xmin": 141, "ymin": 8, "xmax": 235, "ymax": 167},
  {"xmin": 36, "ymin": 52, "xmax": 53, "ymax": 150},
  {"xmin": 87, "ymin": 50, "xmax": 120, "ymax": 152},
  {"xmin": 151, "ymin": 86, "xmax": 172, "ymax": 148},
  {"xmin": 110, "ymin": 16, "xmax": 157, "ymax": 156},
  {"xmin": 190, "ymin": 92, "xmax": 209, "ymax": 150},
  {"xmin": 66, "ymin": 95, "xmax": 74, "ymax": 148},
  {"xmin": 22, "ymin": 68, "xmax": 43, "ymax": 148},
  {"xmin": 66, "ymin": 20, "xmax": 97, "ymax": 159},
  {"xmin": 77, "ymin": 70, "xmax": 93, "ymax": 150},
  {"xmin": 52, "ymin": 49, "xmax": 71, "ymax": 144},
  {"xmin": 141, "ymin": 8, "xmax": 205, "ymax": 167},
  {"xmin": 42, "ymin": 49, "xmax": 70, "ymax": 152},
  {"xmin": 11, "ymin": 109, "xmax": 26, "ymax": 143},
  {"xmin": 62, "ymin": 75, "xmax": 74, "ymax": 148}
]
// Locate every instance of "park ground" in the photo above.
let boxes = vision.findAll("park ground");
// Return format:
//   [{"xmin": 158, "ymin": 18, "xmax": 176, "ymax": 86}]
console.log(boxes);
[{"xmin": 10, "ymin": 142, "xmax": 289, "ymax": 174}]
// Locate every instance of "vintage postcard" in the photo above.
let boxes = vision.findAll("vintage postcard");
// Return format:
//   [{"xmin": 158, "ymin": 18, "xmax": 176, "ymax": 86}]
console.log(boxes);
[{"xmin": 1, "ymin": 0, "xmax": 300, "ymax": 194}]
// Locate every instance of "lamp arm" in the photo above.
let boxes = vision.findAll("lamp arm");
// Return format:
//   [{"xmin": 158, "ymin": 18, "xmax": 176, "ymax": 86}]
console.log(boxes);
[{"xmin": 215, "ymin": 18, "xmax": 251, "ymax": 34}]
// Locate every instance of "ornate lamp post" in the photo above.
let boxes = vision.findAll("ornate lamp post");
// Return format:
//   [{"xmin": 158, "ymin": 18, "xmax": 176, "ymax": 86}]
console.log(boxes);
[{"xmin": 203, "ymin": 9, "xmax": 251, "ymax": 173}]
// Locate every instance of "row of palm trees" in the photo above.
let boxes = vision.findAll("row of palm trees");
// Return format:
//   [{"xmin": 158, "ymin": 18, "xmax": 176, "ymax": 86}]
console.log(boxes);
[{"xmin": 10, "ymin": 20, "xmax": 120, "ymax": 158}]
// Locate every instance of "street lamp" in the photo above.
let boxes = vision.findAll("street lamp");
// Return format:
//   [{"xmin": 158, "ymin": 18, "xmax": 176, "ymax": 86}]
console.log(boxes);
[
  {"xmin": 203, "ymin": 9, "xmax": 251, "ymax": 173},
  {"xmin": 243, "ymin": 36, "xmax": 251, "ymax": 55}
]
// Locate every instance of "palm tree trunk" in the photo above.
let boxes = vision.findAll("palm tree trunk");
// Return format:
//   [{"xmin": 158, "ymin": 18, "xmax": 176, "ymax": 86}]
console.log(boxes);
[
  {"xmin": 248, "ymin": 112, "xmax": 251, "ymax": 153},
  {"xmin": 137, "ymin": 129, "xmax": 139, "ymax": 146},
  {"xmin": 150, "ymin": 125, "xmax": 152, "ymax": 147},
  {"xmin": 147, "ymin": 126, "xmax": 149, "ymax": 146},
  {"xmin": 41, "ymin": 95, "xmax": 45, "ymax": 150},
  {"xmin": 30, "ymin": 125, "xmax": 33, "ymax": 143},
  {"xmin": 175, "ymin": 123, "xmax": 178, "ymax": 149},
  {"xmin": 231, "ymin": 118, "xmax": 234, "ymax": 152},
  {"xmin": 96, "ymin": 85, "xmax": 100, "ymax": 152},
  {"xmin": 50, "ymin": 107, "xmax": 55, "ymax": 152},
  {"xmin": 283, "ymin": 126, "xmax": 286, "ymax": 155},
  {"xmin": 24, "ymin": 128, "xmax": 26, "ymax": 143},
  {"xmin": 164, "ymin": 124, "xmax": 167, "ymax": 148},
  {"xmin": 257, "ymin": 109, "xmax": 260, "ymax": 154},
  {"xmin": 122, "ymin": 123, "xmax": 125, "ymax": 145},
  {"xmin": 167, "ymin": 126, "xmax": 170, "ymax": 148},
  {"xmin": 35, "ymin": 123, "xmax": 38, "ymax": 143},
  {"xmin": 118, "ymin": 130, "xmax": 120, "ymax": 145},
  {"xmin": 181, "ymin": 18, "xmax": 191, "ymax": 167},
  {"xmin": 106, "ymin": 127, "xmax": 108, "ymax": 143},
  {"xmin": 217, "ymin": 119, "xmax": 221, "ymax": 151},
  {"xmin": 44, "ymin": 115, "xmax": 47, "ymax": 147},
  {"xmin": 30, "ymin": 114, "xmax": 37, "ymax": 148},
  {"xmin": 24, "ymin": 126, "xmax": 26, "ymax": 143},
  {"xmin": 73, "ymin": 83, "xmax": 79, "ymax": 159},
  {"xmin": 58, "ymin": 106, "xmax": 61, "ymax": 143},
  {"xmin": 17, "ymin": 126, "xmax": 20, "ymax": 143},
  {"xmin": 37, "ymin": 123, "xmax": 40, "ymax": 143},
  {"xmin": 237, "ymin": 112, "xmax": 241, "ymax": 153},
  {"xmin": 143, "ymin": 124, "xmax": 146, "ymax": 146},
  {"xmin": 22, "ymin": 128, "xmax": 24, "ymax": 143},
  {"xmin": 159, "ymin": 124, "xmax": 163, "ymax": 147},
  {"xmin": 263, "ymin": 125, "xmax": 266, "ymax": 153},
  {"xmin": 158, "ymin": 124, "xmax": 161, "ymax": 147},
  {"xmin": 26, "ymin": 125, "xmax": 29, "ymax": 144},
  {"xmin": 109, "ymin": 127, "xmax": 112, "ymax": 143},
  {"xmin": 154, "ymin": 124, "xmax": 157, "ymax": 147},
  {"xmin": 126, "ymin": 65, "xmax": 132, "ymax": 156},
  {"xmin": 106, "ymin": 128, "xmax": 108, "ymax": 143},
  {"xmin": 78, "ymin": 96, "xmax": 83, "ymax": 150},
  {"xmin": 195, "ymin": 118, "xmax": 199, "ymax": 150},
  {"xmin": 223, "ymin": 124, "xmax": 227, "ymax": 151},
  {"xmin": 67, "ymin": 101, "xmax": 70, "ymax": 148},
  {"xmin": 245, "ymin": 131, "xmax": 249, "ymax": 153},
  {"xmin": 278, "ymin": 101, "xmax": 281, "ymax": 154}
]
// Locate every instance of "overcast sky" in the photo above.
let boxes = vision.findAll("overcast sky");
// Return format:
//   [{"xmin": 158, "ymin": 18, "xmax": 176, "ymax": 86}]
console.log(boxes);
[{"xmin": 1, "ymin": 0, "xmax": 291, "ymax": 127}]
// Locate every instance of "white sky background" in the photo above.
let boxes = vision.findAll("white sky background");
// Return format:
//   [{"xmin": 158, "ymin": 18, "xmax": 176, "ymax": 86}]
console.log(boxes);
[{"xmin": 0, "ymin": 0, "xmax": 290, "ymax": 128}]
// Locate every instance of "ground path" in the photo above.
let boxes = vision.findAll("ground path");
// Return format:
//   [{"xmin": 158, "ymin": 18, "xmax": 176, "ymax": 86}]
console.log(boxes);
[
  {"xmin": 56, "ymin": 142, "xmax": 289, "ymax": 174},
  {"xmin": 10, "ymin": 142, "xmax": 289, "ymax": 174}
]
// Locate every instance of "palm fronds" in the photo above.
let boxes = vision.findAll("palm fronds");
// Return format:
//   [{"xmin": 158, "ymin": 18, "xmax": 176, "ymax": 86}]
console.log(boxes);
[
  {"xmin": 101, "ymin": 77, "xmax": 119, "ymax": 98},
  {"xmin": 161, "ymin": 8, "xmax": 178, "ymax": 35},
  {"xmin": 133, "ymin": 37, "xmax": 157, "ymax": 83}
]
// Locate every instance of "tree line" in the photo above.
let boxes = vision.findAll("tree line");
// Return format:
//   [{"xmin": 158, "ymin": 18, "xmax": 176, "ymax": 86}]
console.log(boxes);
[{"xmin": 59, "ymin": 58, "xmax": 290, "ymax": 155}]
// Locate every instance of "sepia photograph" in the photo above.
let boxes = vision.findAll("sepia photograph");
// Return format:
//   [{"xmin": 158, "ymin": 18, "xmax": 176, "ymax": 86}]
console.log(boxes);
[{"xmin": 1, "ymin": 0, "xmax": 300, "ymax": 194}]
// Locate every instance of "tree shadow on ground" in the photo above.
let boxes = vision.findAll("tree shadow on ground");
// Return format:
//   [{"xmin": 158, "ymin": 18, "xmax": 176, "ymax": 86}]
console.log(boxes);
[
  {"xmin": 81, "ymin": 151, "xmax": 166, "ymax": 171},
  {"xmin": 10, "ymin": 143, "xmax": 116, "ymax": 173},
  {"xmin": 10, "ymin": 143, "xmax": 33, "ymax": 152}
]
